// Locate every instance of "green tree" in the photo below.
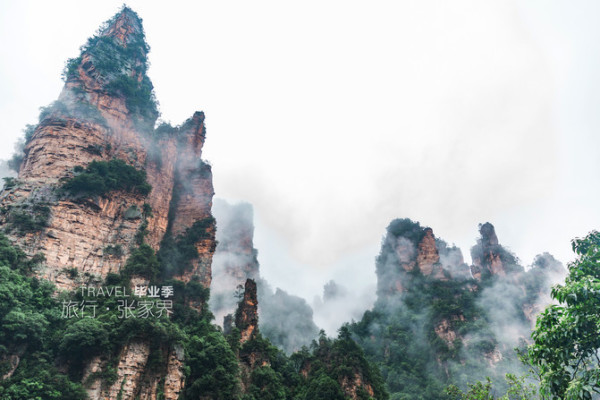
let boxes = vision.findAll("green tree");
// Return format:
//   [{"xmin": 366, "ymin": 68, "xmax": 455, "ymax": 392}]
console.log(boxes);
[
  {"xmin": 182, "ymin": 332, "xmax": 240, "ymax": 399},
  {"xmin": 526, "ymin": 231, "xmax": 600, "ymax": 399},
  {"xmin": 445, "ymin": 374, "xmax": 537, "ymax": 400},
  {"xmin": 59, "ymin": 318, "xmax": 110, "ymax": 359},
  {"xmin": 445, "ymin": 378, "xmax": 494, "ymax": 400},
  {"xmin": 248, "ymin": 366, "xmax": 286, "ymax": 400},
  {"xmin": 304, "ymin": 373, "xmax": 345, "ymax": 400},
  {"xmin": 123, "ymin": 244, "xmax": 160, "ymax": 279}
]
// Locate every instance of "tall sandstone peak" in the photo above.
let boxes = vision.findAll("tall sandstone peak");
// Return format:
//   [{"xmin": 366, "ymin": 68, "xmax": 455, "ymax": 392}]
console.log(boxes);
[
  {"xmin": 0, "ymin": 7, "xmax": 215, "ymax": 399},
  {"xmin": 470, "ymin": 222, "xmax": 520, "ymax": 280},
  {"xmin": 235, "ymin": 278, "xmax": 259, "ymax": 344},
  {"xmin": 376, "ymin": 219, "xmax": 524, "ymax": 298},
  {"xmin": 2, "ymin": 6, "xmax": 215, "ymax": 291}
]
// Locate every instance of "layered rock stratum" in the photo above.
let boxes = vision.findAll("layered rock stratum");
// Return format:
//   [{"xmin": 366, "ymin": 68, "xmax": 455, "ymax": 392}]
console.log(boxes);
[{"xmin": 0, "ymin": 8, "xmax": 214, "ymax": 399}]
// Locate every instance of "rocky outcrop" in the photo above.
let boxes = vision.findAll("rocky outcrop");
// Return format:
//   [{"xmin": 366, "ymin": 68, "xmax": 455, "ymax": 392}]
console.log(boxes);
[
  {"xmin": 417, "ymin": 228, "xmax": 439, "ymax": 275},
  {"xmin": 378, "ymin": 220, "xmax": 523, "ymax": 293},
  {"xmin": 434, "ymin": 319, "xmax": 458, "ymax": 347},
  {"xmin": 377, "ymin": 220, "xmax": 456, "ymax": 296},
  {"xmin": 0, "ymin": 7, "xmax": 216, "ymax": 399},
  {"xmin": 81, "ymin": 343, "xmax": 185, "ymax": 400},
  {"xmin": 170, "ymin": 112, "xmax": 213, "ymax": 237},
  {"xmin": 470, "ymin": 222, "xmax": 512, "ymax": 279},
  {"xmin": 235, "ymin": 279, "xmax": 259, "ymax": 344},
  {"xmin": 105, "ymin": 341, "xmax": 151, "ymax": 400},
  {"xmin": 0, "ymin": 6, "xmax": 216, "ymax": 292},
  {"xmin": 340, "ymin": 374, "xmax": 376, "ymax": 400},
  {"xmin": 163, "ymin": 346, "xmax": 186, "ymax": 399},
  {"xmin": 394, "ymin": 236, "xmax": 417, "ymax": 273},
  {"xmin": 19, "ymin": 119, "xmax": 107, "ymax": 182},
  {"xmin": 434, "ymin": 315, "xmax": 466, "ymax": 349}
]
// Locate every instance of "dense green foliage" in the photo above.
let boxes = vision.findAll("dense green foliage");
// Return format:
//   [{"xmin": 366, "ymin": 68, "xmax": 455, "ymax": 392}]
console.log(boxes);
[
  {"xmin": 0, "ymin": 234, "xmax": 87, "ymax": 399},
  {"xmin": 445, "ymin": 374, "xmax": 537, "ymax": 400},
  {"xmin": 3, "ymin": 204, "xmax": 51, "ymax": 235},
  {"xmin": 0, "ymin": 230, "xmax": 228, "ymax": 398},
  {"xmin": 225, "ymin": 326, "xmax": 388, "ymax": 400},
  {"xmin": 526, "ymin": 231, "xmax": 600, "ymax": 399},
  {"xmin": 158, "ymin": 216, "xmax": 215, "ymax": 277},
  {"xmin": 351, "ymin": 281, "xmax": 503, "ymax": 399},
  {"xmin": 181, "ymin": 331, "xmax": 240, "ymax": 399},
  {"xmin": 0, "ymin": 201, "xmax": 388, "ymax": 399},
  {"xmin": 62, "ymin": 159, "xmax": 152, "ymax": 197},
  {"xmin": 103, "ymin": 244, "xmax": 123, "ymax": 258},
  {"xmin": 122, "ymin": 243, "xmax": 160, "ymax": 280}
]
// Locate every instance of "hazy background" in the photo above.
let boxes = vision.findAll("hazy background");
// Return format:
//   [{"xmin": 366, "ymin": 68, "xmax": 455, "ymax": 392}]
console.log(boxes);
[{"xmin": 1, "ymin": 1, "xmax": 598, "ymax": 320}]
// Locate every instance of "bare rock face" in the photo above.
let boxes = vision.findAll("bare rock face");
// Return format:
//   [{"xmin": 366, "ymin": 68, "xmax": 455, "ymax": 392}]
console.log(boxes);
[
  {"xmin": 170, "ymin": 112, "xmax": 213, "ymax": 238},
  {"xmin": 105, "ymin": 341, "xmax": 151, "ymax": 400},
  {"xmin": 417, "ymin": 228, "xmax": 440, "ymax": 276},
  {"xmin": 235, "ymin": 279, "xmax": 259, "ymax": 344},
  {"xmin": 81, "ymin": 356, "xmax": 103, "ymax": 399},
  {"xmin": 20, "ymin": 119, "xmax": 108, "ymax": 182},
  {"xmin": 434, "ymin": 315, "xmax": 465, "ymax": 349},
  {"xmin": 340, "ymin": 374, "xmax": 376, "ymax": 400},
  {"xmin": 163, "ymin": 345, "xmax": 186, "ymax": 399}
]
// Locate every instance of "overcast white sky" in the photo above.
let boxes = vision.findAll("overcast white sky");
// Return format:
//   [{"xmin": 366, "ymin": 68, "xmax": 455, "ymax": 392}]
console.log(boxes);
[{"xmin": 1, "ymin": 1, "xmax": 599, "ymax": 311}]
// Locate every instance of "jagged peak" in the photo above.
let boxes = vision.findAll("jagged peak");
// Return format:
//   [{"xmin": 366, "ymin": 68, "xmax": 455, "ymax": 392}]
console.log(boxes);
[
  {"xmin": 181, "ymin": 111, "xmax": 206, "ymax": 135},
  {"xmin": 99, "ymin": 5, "xmax": 146, "ymax": 46},
  {"xmin": 59, "ymin": 6, "xmax": 158, "ymax": 126},
  {"xmin": 63, "ymin": 6, "xmax": 150, "ymax": 82}
]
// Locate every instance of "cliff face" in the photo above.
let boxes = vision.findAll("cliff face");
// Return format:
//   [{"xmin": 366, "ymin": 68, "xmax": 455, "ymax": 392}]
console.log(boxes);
[
  {"xmin": 2, "ymin": 9, "xmax": 214, "ymax": 293},
  {"xmin": 417, "ymin": 228, "xmax": 439, "ymax": 276},
  {"xmin": 0, "ymin": 7, "xmax": 215, "ymax": 399}
]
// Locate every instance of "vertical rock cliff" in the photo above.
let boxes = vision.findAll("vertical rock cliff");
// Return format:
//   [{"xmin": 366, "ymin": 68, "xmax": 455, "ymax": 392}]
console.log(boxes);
[
  {"xmin": 2, "ymin": 7, "xmax": 214, "ymax": 292},
  {"xmin": 0, "ymin": 7, "xmax": 215, "ymax": 399}
]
